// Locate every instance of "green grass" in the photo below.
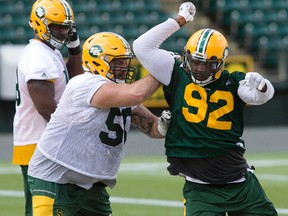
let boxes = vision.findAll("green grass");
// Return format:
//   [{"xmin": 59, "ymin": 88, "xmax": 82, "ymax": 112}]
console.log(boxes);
[{"xmin": 1, "ymin": 153, "xmax": 288, "ymax": 216}]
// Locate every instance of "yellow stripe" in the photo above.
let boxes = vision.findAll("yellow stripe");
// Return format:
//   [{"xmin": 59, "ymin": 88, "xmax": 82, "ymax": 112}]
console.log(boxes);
[
  {"xmin": 12, "ymin": 144, "xmax": 37, "ymax": 165},
  {"xmin": 183, "ymin": 198, "xmax": 186, "ymax": 216},
  {"xmin": 33, "ymin": 195, "xmax": 54, "ymax": 216}
]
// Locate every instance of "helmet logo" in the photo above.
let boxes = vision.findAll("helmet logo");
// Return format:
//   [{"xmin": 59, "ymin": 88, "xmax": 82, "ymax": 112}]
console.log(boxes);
[
  {"xmin": 35, "ymin": 7, "xmax": 45, "ymax": 19},
  {"xmin": 89, "ymin": 45, "xmax": 103, "ymax": 57},
  {"xmin": 223, "ymin": 48, "xmax": 229, "ymax": 59}
]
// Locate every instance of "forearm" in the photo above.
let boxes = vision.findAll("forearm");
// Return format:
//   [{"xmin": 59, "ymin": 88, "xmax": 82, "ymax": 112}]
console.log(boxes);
[
  {"xmin": 175, "ymin": 15, "xmax": 188, "ymax": 27},
  {"xmin": 91, "ymin": 75, "xmax": 160, "ymax": 108},
  {"xmin": 131, "ymin": 105, "xmax": 164, "ymax": 139},
  {"xmin": 66, "ymin": 54, "xmax": 84, "ymax": 78}
]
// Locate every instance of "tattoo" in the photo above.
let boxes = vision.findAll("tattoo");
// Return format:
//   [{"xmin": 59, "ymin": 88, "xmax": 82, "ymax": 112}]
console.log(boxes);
[{"xmin": 131, "ymin": 105, "xmax": 155, "ymax": 137}]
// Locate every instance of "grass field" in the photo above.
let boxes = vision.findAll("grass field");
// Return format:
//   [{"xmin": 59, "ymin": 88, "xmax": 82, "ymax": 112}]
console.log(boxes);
[{"xmin": 1, "ymin": 152, "xmax": 288, "ymax": 216}]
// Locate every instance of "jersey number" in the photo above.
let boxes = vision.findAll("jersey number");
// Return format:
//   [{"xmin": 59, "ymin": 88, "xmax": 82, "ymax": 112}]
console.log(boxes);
[
  {"xmin": 182, "ymin": 84, "xmax": 234, "ymax": 130},
  {"xmin": 100, "ymin": 107, "xmax": 130, "ymax": 147}
]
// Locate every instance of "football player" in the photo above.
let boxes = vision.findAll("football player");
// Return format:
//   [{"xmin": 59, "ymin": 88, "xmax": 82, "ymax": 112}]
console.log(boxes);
[
  {"xmin": 133, "ymin": 2, "xmax": 278, "ymax": 216},
  {"xmin": 12, "ymin": 0, "xmax": 83, "ymax": 215},
  {"xmin": 27, "ymin": 32, "xmax": 171, "ymax": 216}
]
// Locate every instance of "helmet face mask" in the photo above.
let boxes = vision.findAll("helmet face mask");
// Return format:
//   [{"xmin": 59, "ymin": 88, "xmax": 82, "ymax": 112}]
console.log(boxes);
[
  {"xmin": 82, "ymin": 32, "xmax": 137, "ymax": 84},
  {"xmin": 47, "ymin": 23, "xmax": 73, "ymax": 49},
  {"xmin": 183, "ymin": 28, "xmax": 229, "ymax": 86},
  {"xmin": 108, "ymin": 57, "xmax": 135, "ymax": 84},
  {"xmin": 29, "ymin": 0, "xmax": 75, "ymax": 49}
]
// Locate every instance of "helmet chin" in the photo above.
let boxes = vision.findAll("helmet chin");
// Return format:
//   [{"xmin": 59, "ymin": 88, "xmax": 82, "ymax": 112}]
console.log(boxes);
[
  {"xmin": 49, "ymin": 36, "xmax": 67, "ymax": 50},
  {"xmin": 191, "ymin": 74, "xmax": 214, "ymax": 86}
]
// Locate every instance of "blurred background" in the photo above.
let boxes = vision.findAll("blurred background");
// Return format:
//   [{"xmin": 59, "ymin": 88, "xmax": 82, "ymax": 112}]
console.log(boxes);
[{"xmin": 0, "ymin": 0, "xmax": 288, "ymax": 152}]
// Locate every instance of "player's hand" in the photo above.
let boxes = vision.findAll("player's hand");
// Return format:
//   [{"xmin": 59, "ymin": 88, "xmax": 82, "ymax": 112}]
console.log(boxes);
[
  {"xmin": 239, "ymin": 72, "xmax": 266, "ymax": 91},
  {"xmin": 67, "ymin": 26, "xmax": 81, "ymax": 55},
  {"xmin": 178, "ymin": 2, "xmax": 196, "ymax": 22},
  {"xmin": 157, "ymin": 110, "xmax": 171, "ymax": 136}
]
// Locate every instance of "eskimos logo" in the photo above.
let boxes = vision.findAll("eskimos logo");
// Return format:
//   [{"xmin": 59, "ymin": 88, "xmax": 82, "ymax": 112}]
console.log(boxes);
[
  {"xmin": 35, "ymin": 7, "xmax": 45, "ymax": 18},
  {"xmin": 89, "ymin": 45, "xmax": 103, "ymax": 57}
]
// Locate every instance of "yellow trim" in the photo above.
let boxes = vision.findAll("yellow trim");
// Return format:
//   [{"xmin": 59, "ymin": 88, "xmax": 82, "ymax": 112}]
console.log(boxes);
[
  {"xmin": 33, "ymin": 195, "xmax": 54, "ymax": 216},
  {"xmin": 12, "ymin": 144, "xmax": 37, "ymax": 165},
  {"xmin": 184, "ymin": 198, "xmax": 186, "ymax": 216}
]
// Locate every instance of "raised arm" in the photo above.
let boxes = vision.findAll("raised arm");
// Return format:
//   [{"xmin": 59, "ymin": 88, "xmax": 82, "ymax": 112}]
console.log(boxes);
[
  {"xmin": 133, "ymin": 2, "xmax": 196, "ymax": 85},
  {"xmin": 66, "ymin": 27, "xmax": 84, "ymax": 78}
]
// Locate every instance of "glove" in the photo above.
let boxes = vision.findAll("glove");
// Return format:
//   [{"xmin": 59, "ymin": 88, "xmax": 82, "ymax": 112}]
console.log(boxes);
[
  {"xmin": 168, "ymin": 51, "xmax": 181, "ymax": 60},
  {"xmin": 239, "ymin": 72, "xmax": 266, "ymax": 91},
  {"xmin": 178, "ymin": 2, "xmax": 196, "ymax": 22},
  {"xmin": 67, "ymin": 26, "xmax": 81, "ymax": 55},
  {"xmin": 157, "ymin": 110, "xmax": 171, "ymax": 136}
]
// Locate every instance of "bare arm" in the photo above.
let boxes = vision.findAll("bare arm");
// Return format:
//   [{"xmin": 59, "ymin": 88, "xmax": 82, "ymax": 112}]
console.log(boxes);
[
  {"xmin": 175, "ymin": 15, "xmax": 188, "ymax": 27},
  {"xmin": 66, "ymin": 26, "xmax": 84, "ymax": 78},
  {"xmin": 90, "ymin": 74, "xmax": 160, "ymax": 108},
  {"xmin": 66, "ymin": 53, "xmax": 84, "ymax": 78},
  {"xmin": 27, "ymin": 80, "xmax": 57, "ymax": 122},
  {"xmin": 131, "ymin": 104, "xmax": 164, "ymax": 139}
]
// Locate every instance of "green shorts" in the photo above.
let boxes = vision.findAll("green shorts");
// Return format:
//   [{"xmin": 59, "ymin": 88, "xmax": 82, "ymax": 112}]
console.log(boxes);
[
  {"xmin": 183, "ymin": 171, "xmax": 278, "ymax": 216},
  {"xmin": 28, "ymin": 175, "xmax": 112, "ymax": 216},
  {"xmin": 21, "ymin": 165, "xmax": 32, "ymax": 216}
]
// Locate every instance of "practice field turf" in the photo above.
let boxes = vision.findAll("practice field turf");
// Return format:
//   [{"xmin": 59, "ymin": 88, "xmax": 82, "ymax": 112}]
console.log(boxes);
[{"xmin": 0, "ymin": 153, "xmax": 288, "ymax": 216}]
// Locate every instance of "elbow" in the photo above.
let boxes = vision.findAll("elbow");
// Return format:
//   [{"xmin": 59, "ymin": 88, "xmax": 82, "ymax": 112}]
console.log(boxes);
[
  {"xmin": 133, "ymin": 93, "xmax": 147, "ymax": 105},
  {"xmin": 128, "ymin": 91, "xmax": 149, "ymax": 106},
  {"xmin": 38, "ymin": 110, "xmax": 51, "ymax": 122}
]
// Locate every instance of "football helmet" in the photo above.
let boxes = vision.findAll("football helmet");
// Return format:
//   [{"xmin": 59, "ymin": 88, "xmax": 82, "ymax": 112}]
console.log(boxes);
[
  {"xmin": 82, "ymin": 32, "xmax": 137, "ymax": 84},
  {"xmin": 183, "ymin": 28, "xmax": 229, "ymax": 86},
  {"xmin": 29, "ymin": 0, "xmax": 75, "ymax": 49}
]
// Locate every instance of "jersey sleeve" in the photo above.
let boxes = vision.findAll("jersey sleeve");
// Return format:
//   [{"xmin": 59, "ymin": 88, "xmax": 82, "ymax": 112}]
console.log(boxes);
[
  {"xmin": 237, "ymin": 72, "xmax": 274, "ymax": 105},
  {"xmin": 85, "ymin": 75, "xmax": 108, "ymax": 105},
  {"xmin": 20, "ymin": 47, "xmax": 61, "ymax": 83},
  {"xmin": 66, "ymin": 73, "xmax": 108, "ymax": 107}
]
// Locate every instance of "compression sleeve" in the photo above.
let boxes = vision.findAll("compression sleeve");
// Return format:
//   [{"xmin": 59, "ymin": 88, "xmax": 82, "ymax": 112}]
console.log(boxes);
[
  {"xmin": 133, "ymin": 18, "xmax": 180, "ymax": 86},
  {"xmin": 237, "ymin": 79, "xmax": 274, "ymax": 105}
]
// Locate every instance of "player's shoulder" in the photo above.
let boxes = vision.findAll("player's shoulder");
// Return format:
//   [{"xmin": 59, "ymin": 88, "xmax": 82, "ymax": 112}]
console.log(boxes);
[
  {"xmin": 68, "ymin": 72, "xmax": 108, "ymax": 87},
  {"xmin": 21, "ymin": 40, "xmax": 53, "ymax": 60}
]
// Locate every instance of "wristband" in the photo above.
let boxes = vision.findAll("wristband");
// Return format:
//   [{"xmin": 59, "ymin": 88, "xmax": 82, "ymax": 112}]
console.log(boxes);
[
  {"xmin": 68, "ymin": 45, "xmax": 81, "ymax": 55},
  {"xmin": 67, "ymin": 37, "xmax": 80, "ymax": 48},
  {"xmin": 157, "ymin": 123, "xmax": 167, "ymax": 136}
]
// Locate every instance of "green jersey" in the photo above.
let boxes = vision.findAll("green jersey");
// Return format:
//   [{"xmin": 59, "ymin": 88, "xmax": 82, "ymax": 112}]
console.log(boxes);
[{"xmin": 163, "ymin": 61, "xmax": 246, "ymax": 158}]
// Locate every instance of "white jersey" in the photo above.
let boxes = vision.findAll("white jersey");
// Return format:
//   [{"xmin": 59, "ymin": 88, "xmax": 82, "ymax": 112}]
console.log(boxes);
[
  {"xmin": 13, "ymin": 39, "xmax": 68, "ymax": 146},
  {"xmin": 28, "ymin": 72, "xmax": 131, "ymax": 189}
]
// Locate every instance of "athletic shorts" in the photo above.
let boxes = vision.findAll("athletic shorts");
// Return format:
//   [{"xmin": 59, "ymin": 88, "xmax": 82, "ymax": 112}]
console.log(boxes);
[
  {"xmin": 21, "ymin": 165, "xmax": 33, "ymax": 216},
  {"xmin": 183, "ymin": 171, "xmax": 278, "ymax": 216},
  {"xmin": 28, "ymin": 175, "xmax": 112, "ymax": 216}
]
